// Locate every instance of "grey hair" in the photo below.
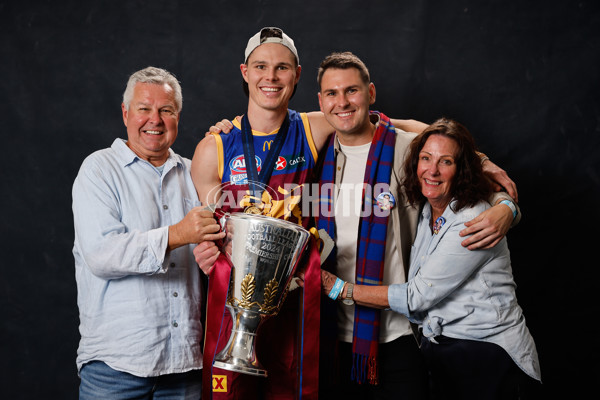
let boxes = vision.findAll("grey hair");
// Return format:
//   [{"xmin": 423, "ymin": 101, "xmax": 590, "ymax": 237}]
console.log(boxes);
[{"xmin": 122, "ymin": 66, "xmax": 183, "ymax": 112}]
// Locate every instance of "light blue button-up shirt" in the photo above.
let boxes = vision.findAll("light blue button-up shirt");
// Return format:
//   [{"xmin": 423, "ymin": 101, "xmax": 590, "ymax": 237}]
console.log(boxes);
[
  {"xmin": 72, "ymin": 139, "xmax": 204, "ymax": 377},
  {"xmin": 388, "ymin": 200, "xmax": 541, "ymax": 381}
]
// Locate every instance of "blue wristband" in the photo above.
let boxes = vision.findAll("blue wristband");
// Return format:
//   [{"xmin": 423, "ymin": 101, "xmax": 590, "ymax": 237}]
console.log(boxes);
[
  {"xmin": 328, "ymin": 278, "xmax": 345, "ymax": 300},
  {"xmin": 500, "ymin": 199, "xmax": 517, "ymax": 219}
]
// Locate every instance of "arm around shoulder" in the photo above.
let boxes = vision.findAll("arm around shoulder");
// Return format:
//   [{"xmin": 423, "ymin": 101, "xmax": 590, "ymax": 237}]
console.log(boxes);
[
  {"xmin": 460, "ymin": 194, "xmax": 519, "ymax": 250},
  {"xmin": 489, "ymin": 192, "xmax": 521, "ymax": 227},
  {"xmin": 306, "ymin": 111, "xmax": 334, "ymax": 151},
  {"xmin": 390, "ymin": 118, "xmax": 429, "ymax": 134}
]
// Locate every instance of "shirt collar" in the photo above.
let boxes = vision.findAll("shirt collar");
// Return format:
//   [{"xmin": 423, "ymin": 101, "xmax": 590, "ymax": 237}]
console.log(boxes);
[
  {"xmin": 421, "ymin": 200, "xmax": 459, "ymax": 222},
  {"xmin": 111, "ymin": 138, "xmax": 181, "ymax": 169}
]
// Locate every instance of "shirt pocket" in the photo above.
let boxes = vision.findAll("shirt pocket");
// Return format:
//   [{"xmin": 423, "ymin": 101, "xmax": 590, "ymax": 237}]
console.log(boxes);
[{"xmin": 184, "ymin": 198, "xmax": 201, "ymax": 214}]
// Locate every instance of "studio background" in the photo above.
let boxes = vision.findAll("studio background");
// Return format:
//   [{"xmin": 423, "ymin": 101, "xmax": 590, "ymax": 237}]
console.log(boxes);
[{"xmin": 1, "ymin": 0, "xmax": 598, "ymax": 398}]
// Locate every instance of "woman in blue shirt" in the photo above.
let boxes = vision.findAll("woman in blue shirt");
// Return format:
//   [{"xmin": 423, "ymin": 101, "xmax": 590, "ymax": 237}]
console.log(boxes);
[{"xmin": 321, "ymin": 118, "xmax": 540, "ymax": 399}]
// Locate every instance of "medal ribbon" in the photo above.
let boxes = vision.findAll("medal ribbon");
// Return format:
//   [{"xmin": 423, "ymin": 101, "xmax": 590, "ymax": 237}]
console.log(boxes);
[{"xmin": 241, "ymin": 112, "xmax": 290, "ymax": 205}]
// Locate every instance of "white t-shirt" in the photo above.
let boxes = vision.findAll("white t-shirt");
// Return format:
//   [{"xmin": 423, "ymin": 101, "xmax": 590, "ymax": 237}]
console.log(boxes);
[{"xmin": 334, "ymin": 141, "xmax": 412, "ymax": 343}]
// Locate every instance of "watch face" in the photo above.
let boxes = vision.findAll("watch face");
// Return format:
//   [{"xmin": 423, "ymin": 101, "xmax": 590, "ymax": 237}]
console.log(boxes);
[{"xmin": 342, "ymin": 299, "xmax": 354, "ymax": 306}]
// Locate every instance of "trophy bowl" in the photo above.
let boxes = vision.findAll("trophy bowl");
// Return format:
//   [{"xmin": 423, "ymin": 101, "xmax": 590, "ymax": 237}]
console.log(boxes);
[{"xmin": 213, "ymin": 212, "xmax": 310, "ymax": 377}]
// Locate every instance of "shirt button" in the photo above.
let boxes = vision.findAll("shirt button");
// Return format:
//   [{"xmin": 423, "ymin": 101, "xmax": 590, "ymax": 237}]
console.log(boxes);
[
  {"xmin": 163, "ymin": 204, "xmax": 169, "ymax": 210},
  {"xmin": 173, "ymin": 292, "xmax": 178, "ymax": 297},
  {"xmin": 172, "ymin": 321, "xmax": 178, "ymax": 327},
  {"xmin": 170, "ymin": 262, "xmax": 176, "ymax": 268}
]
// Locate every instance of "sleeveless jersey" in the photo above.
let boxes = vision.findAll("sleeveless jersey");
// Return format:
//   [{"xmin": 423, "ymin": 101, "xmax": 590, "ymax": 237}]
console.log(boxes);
[
  {"xmin": 213, "ymin": 109, "xmax": 318, "ymax": 227},
  {"xmin": 209, "ymin": 110, "xmax": 320, "ymax": 400}
]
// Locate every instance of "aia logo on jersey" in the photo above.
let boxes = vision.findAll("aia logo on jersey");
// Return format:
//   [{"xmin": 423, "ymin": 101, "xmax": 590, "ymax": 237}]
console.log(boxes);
[
  {"xmin": 275, "ymin": 156, "xmax": 287, "ymax": 170},
  {"xmin": 229, "ymin": 155, "xmax": 261, "ymax": 174}
]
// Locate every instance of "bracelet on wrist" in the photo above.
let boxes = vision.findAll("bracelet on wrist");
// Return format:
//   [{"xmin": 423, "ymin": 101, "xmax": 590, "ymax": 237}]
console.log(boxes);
[
  {"xmin": 328, "ymin": 278, "xmax": 345, "ymax": 300},
  {"xmin": 499, "ymin": 199, "xmax": 517, "ymax": 219},
  {"xmin": 476, "ymin": 151, "xmax": 489, "ymax": 165}
]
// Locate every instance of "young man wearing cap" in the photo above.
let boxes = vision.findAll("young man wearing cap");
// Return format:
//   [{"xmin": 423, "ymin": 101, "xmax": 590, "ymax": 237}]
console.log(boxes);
[
  {"xmin": 313, "ymin": 52, "xmax": 520, "ymax": 399},
  {"xmin": 192, "ymin": 27, "xmax": 336, "ymax": 400},
  {"xmin": 192, "ymin": 28, "xmax": 518, "ymax": 400}
]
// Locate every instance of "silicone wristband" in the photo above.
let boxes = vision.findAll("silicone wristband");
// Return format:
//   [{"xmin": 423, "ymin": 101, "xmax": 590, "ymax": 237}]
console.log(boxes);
[
  {"xmin": 328, "ymin": 278, "xmax": 345, "ymax": 300},
  {"xmin": 500, "ymin": 199, "xmax": 517, "ymax": 219}
]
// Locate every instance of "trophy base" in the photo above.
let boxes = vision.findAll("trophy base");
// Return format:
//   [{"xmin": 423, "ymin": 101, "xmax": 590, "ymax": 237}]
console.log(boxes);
[{"xmin": 213, "ymin": 360, "xmax": 268, "ymax": 377}]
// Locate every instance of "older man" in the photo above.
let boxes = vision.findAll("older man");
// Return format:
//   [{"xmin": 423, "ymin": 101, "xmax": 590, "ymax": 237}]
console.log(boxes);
[{"xmin": 72, "ymin": 66, "xmax": 224, "ymax": 399}]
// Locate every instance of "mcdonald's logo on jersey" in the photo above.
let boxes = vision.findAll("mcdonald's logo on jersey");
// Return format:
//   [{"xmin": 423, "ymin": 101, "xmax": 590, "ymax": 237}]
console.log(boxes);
[{"xmin": 263, "ymin": 140, "xmax": 274, "ymax": 152}]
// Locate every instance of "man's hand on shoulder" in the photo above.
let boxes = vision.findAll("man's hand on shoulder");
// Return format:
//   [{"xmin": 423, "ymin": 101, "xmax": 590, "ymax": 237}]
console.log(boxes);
[
  {"xmin": 460, "ymin": 203, "xmax": 514, "ymax": 250},
  {"xmin": 204, "ymin": 118, "xmax": 239, "ymax": 137},
  {"xmin": 482, "ymin": 159, "xmax": 518, "ymax": 202}
]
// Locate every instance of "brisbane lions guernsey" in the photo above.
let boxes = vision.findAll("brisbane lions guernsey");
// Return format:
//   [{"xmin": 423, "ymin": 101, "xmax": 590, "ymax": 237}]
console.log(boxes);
[{"xmin": 212, "ymin": 109, "xmax": 318, "ymax": 227}]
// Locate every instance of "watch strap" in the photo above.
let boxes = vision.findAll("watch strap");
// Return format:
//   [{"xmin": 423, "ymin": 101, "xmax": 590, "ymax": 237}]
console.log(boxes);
[{"xmin": 346, "ymin": 283, "xmax": 354, "ymax": 301}]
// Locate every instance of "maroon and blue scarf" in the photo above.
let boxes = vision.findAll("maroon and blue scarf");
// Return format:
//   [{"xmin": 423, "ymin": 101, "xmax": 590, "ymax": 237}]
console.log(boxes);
[{"xmin": 317, "ymin": 111, "xmax": 396, "ymax": 384}]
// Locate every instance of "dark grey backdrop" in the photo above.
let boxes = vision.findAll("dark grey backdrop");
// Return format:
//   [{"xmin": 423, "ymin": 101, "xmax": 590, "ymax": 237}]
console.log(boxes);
[{"xmin": 2, "ymin": 0, "xmax": 598, "ymax": 398}]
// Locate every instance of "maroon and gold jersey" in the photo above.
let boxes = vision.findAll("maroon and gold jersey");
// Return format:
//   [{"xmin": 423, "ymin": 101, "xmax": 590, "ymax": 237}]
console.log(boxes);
[{"xmin": 213, "ymin": 109, "xmax": 318, "ymax": 227}]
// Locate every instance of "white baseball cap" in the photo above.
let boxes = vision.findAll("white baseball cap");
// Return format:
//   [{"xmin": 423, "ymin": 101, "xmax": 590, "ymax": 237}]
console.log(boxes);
[{"xmin": 244, "ymin": 27, "xmax": 299, "ymax": 64}]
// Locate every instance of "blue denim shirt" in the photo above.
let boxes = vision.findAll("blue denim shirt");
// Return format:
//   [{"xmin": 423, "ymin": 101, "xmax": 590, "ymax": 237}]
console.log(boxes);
[
  {"xmin": 388, "ymin": 200, "xmax": 541, "ymax": 381},
  {"xmin": 72, "ymin": 139, "xmax": 203, "ymax": 377}
]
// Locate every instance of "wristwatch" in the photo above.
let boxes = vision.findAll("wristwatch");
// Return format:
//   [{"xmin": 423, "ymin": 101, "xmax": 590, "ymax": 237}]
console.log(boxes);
[{"xmin": 342, "ymin": 283, "xmax": 354, "ymax": 305}]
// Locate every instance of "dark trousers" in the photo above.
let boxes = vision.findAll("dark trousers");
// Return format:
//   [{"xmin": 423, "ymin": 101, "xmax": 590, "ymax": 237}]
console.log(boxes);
[
  {"xmin": 420, "ymin": 336, "xmax": 533, "ymax": 400},
  {"xmin": 321, "ymin": 335, "xmax": 429, "ymax": 400}
]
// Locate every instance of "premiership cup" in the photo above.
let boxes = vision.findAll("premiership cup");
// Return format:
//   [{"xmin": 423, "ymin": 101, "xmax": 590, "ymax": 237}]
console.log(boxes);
[{"xmin": 213, "ymin": 212, "xmax": 310, "ymax": 377}]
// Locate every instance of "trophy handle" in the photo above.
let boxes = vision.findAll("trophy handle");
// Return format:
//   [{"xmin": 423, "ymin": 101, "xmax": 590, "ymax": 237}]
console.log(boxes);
[
  {"xmin": 213, "ymin": 208, "xmax": 230, "ymax": 231},
  {"xmin": 212, "ymin": 208, "xmax": 230, "ymax": 251}
]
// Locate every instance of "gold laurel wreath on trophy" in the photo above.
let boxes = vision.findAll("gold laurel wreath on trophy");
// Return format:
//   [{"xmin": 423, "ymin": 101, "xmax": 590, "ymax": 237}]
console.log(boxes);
[
  {"xmin": 227, "ymin": 273, "xmax": 281, "ymax": 313},
  {"xmin": 260, "ymin": 279, "xmax": 279, "ymax": 313}
]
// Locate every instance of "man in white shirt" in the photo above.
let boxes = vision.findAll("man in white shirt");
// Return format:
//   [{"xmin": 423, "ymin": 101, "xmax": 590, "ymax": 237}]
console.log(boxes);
[{"xmin": 72, "ymin": 66, "xmax": 224, "ymax": 399}]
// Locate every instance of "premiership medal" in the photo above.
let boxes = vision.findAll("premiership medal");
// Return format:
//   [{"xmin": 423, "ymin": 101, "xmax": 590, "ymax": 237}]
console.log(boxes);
[{"xmin": 244, "ymin": 205, "xmax": 262, "ymax": 214}]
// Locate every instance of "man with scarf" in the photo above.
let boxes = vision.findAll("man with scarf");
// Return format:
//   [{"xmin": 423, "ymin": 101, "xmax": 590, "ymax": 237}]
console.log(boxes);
[{"xmin": 313, "ymin": 52, "xmax": 520, "ymax": 399}]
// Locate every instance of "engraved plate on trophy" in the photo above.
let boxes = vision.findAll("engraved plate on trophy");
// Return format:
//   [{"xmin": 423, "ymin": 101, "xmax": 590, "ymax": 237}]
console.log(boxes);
[{"xmin": 213, "ymin": 212, "xmax": 310, "ymax": 377}]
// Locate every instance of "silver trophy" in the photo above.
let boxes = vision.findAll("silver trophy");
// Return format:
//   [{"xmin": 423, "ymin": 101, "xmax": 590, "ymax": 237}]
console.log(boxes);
[{"xmin": 213, "ymin": 212, "xmax": 310, "ymax": 377}]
